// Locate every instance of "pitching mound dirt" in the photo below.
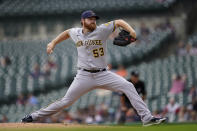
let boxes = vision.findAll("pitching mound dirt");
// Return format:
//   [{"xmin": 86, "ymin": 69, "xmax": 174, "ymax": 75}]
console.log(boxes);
[{"xmin": 0, "ymin": 123, "xmax": 110, "ymax": 129}]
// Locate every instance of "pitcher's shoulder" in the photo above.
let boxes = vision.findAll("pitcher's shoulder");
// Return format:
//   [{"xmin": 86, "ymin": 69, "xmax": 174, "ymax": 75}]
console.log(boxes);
[
  {"xmin": 69, "ymin": 27, "xmax": 82, "ymax": 35},
  {"xmin": 70, "ymin": 27, "xmax": 82, "ymax": 32},
  {"xmin": 98, "ymin": 21, "xmax": 114, "ymax": 27}
]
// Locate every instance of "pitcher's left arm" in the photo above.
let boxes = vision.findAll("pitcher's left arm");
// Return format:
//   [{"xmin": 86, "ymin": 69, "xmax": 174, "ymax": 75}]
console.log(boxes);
[{"xmin": 115, "ymin": 19, "xmax": 136, "ymax": 39}]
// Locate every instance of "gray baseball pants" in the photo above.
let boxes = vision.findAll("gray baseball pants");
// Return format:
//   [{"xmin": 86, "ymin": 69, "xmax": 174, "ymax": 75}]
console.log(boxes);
[{"xmin": 31, "ymin": 70, "xmax": 153, "ymax": 123}]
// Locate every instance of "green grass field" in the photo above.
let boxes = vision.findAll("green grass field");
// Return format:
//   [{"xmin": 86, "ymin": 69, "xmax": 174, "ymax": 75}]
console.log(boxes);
[{"xmin": 0, "ymin": 123, "xmax": 196, "ymax": 131}]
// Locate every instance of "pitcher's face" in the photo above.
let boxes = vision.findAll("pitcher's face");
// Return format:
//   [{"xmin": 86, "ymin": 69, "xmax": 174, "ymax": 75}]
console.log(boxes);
[{"xmin": 82, "ymin": 17, "xmax": 97, "ymax": 31}]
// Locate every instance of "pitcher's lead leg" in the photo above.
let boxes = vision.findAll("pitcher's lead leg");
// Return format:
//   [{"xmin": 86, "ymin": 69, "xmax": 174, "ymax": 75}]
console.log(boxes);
[{"xmin": 97, "ymin": 71, "xmax": 153, "ymax": 123}]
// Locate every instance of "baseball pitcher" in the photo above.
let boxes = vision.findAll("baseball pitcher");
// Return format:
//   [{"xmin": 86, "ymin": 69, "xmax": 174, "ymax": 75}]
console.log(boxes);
[{"xmin": 22, "ymin": 10, "xmax": 166, "ymax": 126}]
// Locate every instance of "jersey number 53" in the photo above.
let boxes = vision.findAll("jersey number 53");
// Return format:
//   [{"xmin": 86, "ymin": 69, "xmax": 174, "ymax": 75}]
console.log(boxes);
[{"xmin": 92, "ymin": 47, "xmax": 104, "ymax": 58}]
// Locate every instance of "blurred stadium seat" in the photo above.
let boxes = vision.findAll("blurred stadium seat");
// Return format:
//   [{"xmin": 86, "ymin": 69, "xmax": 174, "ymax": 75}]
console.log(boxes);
[{"xmin": 0, "ymin": 0, "xmax": 177, "ymax": 17}]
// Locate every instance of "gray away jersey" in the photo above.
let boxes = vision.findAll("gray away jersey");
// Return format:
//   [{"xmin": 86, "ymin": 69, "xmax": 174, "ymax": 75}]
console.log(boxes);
[{"xmin": 68, "ymin": 21, "xmax": 116, "ymax": 69}]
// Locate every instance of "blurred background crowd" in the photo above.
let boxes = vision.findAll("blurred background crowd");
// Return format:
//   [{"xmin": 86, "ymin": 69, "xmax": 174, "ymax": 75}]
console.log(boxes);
[{"xmin": 0, "ymin": 0, "xmax": 197, "ymax": 124}]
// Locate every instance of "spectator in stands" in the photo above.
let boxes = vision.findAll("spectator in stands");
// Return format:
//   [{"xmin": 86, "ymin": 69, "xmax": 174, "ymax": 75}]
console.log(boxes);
[
  {"xmin": 186, "ymin": 89, "xmax": 197, "ymax": 122},
  {"xmin": 162, "ymin": 97, "xmax": 180, "ymax": 122},
  {"xmin": 169, "ymin": 74, "xmax": 186, "ymax": 96},
  {"xmin": 116, "ymin": 65, "xmax": 128, "ymax": 78},
  {"xmin": 43, "ymin": 64, "xmax": 51, "ymax": 78},
  {"xmin": 0, "ymin": 115, "xmax": 8, "ymax": 123},
  {"xmin": 185, "ymin": 44, "xmax": 197, "ymax": 55},
  {"xmin": 178, "ymin": 106, "xmax": 188, "ymax": 122},
  {"xmin": 155, "ymin": 23, "xmax": 165, "ymax": 31},
  {"xmin": 0, "ymin": 56, "xmax": 11, "ymax": 68},
  {"xmin": 83, "ymin": 105, "xmax": 95, "ymax": 124},
  {"xmin": 189, "ymin": 85, "xmax": 197, "ymax": 100},
  {"xmin": 61, "ymin": 110, "xmax": 73, "ymax": 124},
  {"xmin": 85, "ymin": 115, "xmax": 94, "ymax": 124},
  {"xmin": 98, "ymin": 103, "xmax": 109, "ymax": 122},
  {"xmin": 155, "ymin": 18, "xmax": 175, "ymax": 32},
  {"xmin": 43, "ymin": 57, "xmax": 57, "ymax": 78},
  {"xmin": 47, "ymin": 57, "xmax": 57, "ymax": 69},
  {"xmin": 107, "ymin": 64, "xmax": 116, "ymax": 72},
  {"xmin": 140, "ymin": 22, "xmax": 150, "ymax": 36},
  {"xmin": 190, "ymin": 110, "xmax": 197, "ymax": 121},
  {"xmin": 189, "ymin": 98, "xmax": 197, "ymax": 121},
  {"xmin": 73, "ymin": 109, "xmax": 83, "ymax": 123},
  {"xmin": 192, "ymin": 98, "xmax": 197, "ymax": 113},
  {"xmin": 30, "ymin": 63, "xmax": 43, "ymax": 79},
  {"xmin": 139, "ymin": 22, "xmax": 150, "ymax": 43},
  {"xmin": 164, "ymin": 18, "xmax": 175, "ymax": 32},
  {"xmin": 108, "ymin": 107, "xmax": 115, "ymax": 122},
  {"xmin": 118, "ymin": 70, "xmax": 146, "ymax": 124},
  {"xmin": 177, "ymin": 42, "xmax": 197, "ymax": 56},
  {"xmin": 16, "ymin": 94, "xmax": 26, "ymax": 105},
  {"xmin": 27, "ymin": 93, "xmax": 38, "ymax": 106},
  {"xmin": 78, "ymin": 104, "xmax": 109, "ymax": 124},
  {"xmin": 177, "ymin": 41, "xmax": 186, "ymax": 55},
  {"xmin": 95, "ymin": 112, "xmax": 103, "ymax": 124}
]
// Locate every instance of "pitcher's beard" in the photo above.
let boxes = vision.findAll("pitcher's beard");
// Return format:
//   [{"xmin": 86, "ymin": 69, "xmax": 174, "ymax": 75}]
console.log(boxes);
[{"xmin": 84, "ymin": 23, "xmax": 96, "ymax": 32}]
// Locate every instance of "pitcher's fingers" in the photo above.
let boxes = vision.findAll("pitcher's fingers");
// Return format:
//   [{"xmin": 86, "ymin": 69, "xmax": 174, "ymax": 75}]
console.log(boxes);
[
  {"xmin": 47, "ymin": 47, "xmax": 51, "ymax": 53},
  {"xmin": 47, "ymin": 49, "xmax": 51, "ymax": 54}
]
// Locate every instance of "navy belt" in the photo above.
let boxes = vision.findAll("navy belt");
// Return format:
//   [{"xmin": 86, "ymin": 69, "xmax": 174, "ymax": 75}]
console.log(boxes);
[{"xmin": 78, "ymin": 68, "xmax": 106, "ymax": 73}]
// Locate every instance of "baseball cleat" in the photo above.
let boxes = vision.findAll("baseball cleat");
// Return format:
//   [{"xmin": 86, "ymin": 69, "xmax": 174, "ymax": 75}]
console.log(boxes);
[
  {"xmin": 21, "ymin": 115, "xmax": 33, "ymax": 123},
  {"xmin": 143, "ymin": 117, "xmax": 166, "ymax": 126}
]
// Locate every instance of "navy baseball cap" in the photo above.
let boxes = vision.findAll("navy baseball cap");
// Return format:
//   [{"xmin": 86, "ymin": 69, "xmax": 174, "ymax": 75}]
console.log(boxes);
[{"xmin": 81, "ymin": 10, "xmax": 99, "ymax": 19}]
